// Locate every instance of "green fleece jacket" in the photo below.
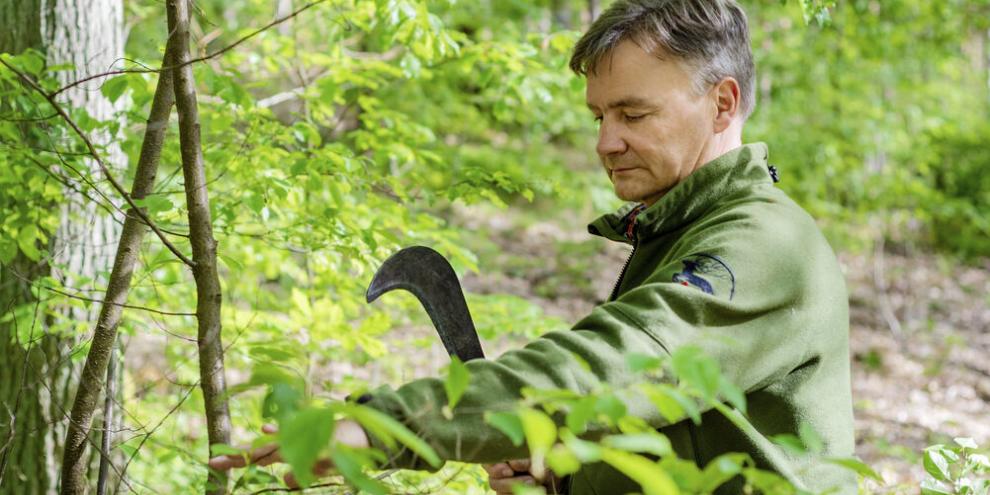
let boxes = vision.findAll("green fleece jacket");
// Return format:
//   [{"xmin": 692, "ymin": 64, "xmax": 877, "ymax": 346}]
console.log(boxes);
[{"xmin": 363, "ymin": 143, "xmax": 856, "ymax": 494}]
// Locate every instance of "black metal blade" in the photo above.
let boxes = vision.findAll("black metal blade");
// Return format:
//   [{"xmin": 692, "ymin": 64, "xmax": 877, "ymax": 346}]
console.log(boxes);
[{"xmin": 366, "ymin": 246, "xmax": 485, "ymax": 361}]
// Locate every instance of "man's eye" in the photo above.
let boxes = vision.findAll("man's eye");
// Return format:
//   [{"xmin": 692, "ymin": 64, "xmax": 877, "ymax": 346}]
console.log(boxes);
[
  {"xmin": 593, "ymin": 115, "xmax": 603, "ymax": 124},
  {"xmin": 624, "ymin": 114, "xmax": 644, "ymax": 122}
]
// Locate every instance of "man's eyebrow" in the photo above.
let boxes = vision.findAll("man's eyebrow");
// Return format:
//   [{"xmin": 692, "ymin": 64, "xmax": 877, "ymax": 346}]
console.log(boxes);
[{"xmin": 586, "ymin": 97, "xmax": 656, "ymax": 111}]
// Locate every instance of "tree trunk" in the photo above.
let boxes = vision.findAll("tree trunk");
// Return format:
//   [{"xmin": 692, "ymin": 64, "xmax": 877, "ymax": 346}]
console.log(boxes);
[
  {"xmin": 167, "ymin": 1, "xmax": 232, "ymax": 493},
  {"xmin": 59, "ymin": 57, "xmax": 175, "ymax": 495},
  {"xmin": 0, "ymin": 0, "xmax": 124, "ymax": 493}
]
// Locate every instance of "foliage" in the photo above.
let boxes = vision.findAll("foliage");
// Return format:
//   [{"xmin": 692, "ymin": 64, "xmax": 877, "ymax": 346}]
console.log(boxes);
[{"xmin": 921, "ymin": 438, "xmax": 990, "ymax": 495}]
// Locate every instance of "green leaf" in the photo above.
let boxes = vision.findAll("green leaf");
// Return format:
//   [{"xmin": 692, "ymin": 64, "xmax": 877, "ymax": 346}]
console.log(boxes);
[
  {"xmin": 921, "ymin": 478, "xmax": 954, "ymax": 495},
  {"xmin": 278, "ymin": 407, "xmax": 335, "ymax": 488},
  {"xmin": 970, "ymin": 453, "xmax": 990, "ymax": 470},
  {"xmin": 602, "ymin": 432, "xmax": 672, "ymax": 457},
  {"xmin": 645, "ymin": 384, "xmax": 699, "ymax": 424},
  {"xmin": 565, "ymin": 396, "xmax": 596, "ymax": 434},
  {"xmin": 560, "ymin": 430, "xmax": 602, "ymax": 463},
  {"xmin": 671, "ymin": 346, "xmax": 720, "ymax": 400},
  {"xmin": 798, "ymin": 422, "xmax": 825, "ymax": 455},
  {"xmin": 330, "ymin": 448, "xmax": 387, "ymax": 495},
  {"xmin": 217, "ymin": 252, "xmax": 244, "ymax": 271},
  {"xmin": 594, "ymin": 394, "xmax": 627, "ymax": 423},
  {"xmin": 210, "ymin": 443, "xmax": 246, "ymax": 457},
  {"xmin": 742, "ymin": 467, "xmax": 794, "ymax": 494},
  {"xmin": 101, "ymin": 76, "xmax": 129, "ymax": 103},
  {"xmin": 519, "ymin": 408, "xmax": 557, "ymax": 478},
  {"xmin": 16, "ymin": 225, "xmax": 41, "ymax": 261},
  {"xmin": 600, "ymin": 448, "xmax": 680, "ymax": 495},
  {"xmin": 770, "ymin": 434, "xmax": 807, "ymax": 455},
  {"xmin": 826, "ymin": 456, "xmax": 883, "ymax": 482},
  {"xmin": 0, "ymin": 240, "xmax": 17, "ymax": 264},
  {"xmin": 626, "ymin": 353, "xmax": 664, "ymax": 372},
  {"xmin": 133, "ymin": 195, "xmax": 173, "ymax": 214},
  {"xmin": 443, "ymin": 356, "xmax": 470, "ymax": 410},
  {"xmin": 14, "ymin": 50, "xmax": 45, "ymax": 75},
  {"xmin": 546, "ymin": 444, "xmax": 581, "ymax": 476},
  {"xmin": 291, "ymin": 288, "xmax": 312, "ymax": 318},
  {"xmin": 343, "ymin": 404, "xmax": 441, "ymax": 468},
  {"xmin": 262, "ymin": 382, "xmax": 302, "ymax": 422},
  {"xmin": 924, "ymin": 446, "xmax": 952, "ymax": 482},
  {"xmin": 955, "ymin": 437, "xmax": 979, "ymax": 450},
  {"xmin": 699, "ymin": 453, "xmax": 747, "ymax": 492},
  {"xmin": 718, "ymin": 376, "xmax": 747, "ymax": 414},
  {"xmin": 485, "ymin": 411, "xmax": 524, "ymax": 446}
]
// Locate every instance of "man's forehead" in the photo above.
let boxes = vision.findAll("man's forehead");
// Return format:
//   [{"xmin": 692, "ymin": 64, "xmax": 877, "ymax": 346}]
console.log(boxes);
[
  {"xmin": 584, "ymin": 41, "xmax": 694, "ymax": 111},
  {"xmin": 585, "ymin": 96, "xmax": 655, "ymax": 111}
]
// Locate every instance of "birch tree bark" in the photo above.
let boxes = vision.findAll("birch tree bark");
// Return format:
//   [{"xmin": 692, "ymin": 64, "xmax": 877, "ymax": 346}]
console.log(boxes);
[{"xmin": 0, "ymin": 1, "xmax": 124, "ymax": 493}]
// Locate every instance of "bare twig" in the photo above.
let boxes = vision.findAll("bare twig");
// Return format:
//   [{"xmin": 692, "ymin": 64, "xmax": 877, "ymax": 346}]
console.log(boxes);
[
  {"xmin": 872, "ymin": 235, "xmax": 904, "ymax": 337},
  {"xmin": 49, "ymin": 0, "xmax": 330, "ymax": 99},
  {"xmin": 248, "ymin": 481, "xmax": 347, "ymax": 494},
  {"xmin": 41, "ymin": 286, "xmax": 195, "ymax": 317},
  {"xmin": 96, "ymin": 341, "xmax": 118, "ymax": 495},
  {"xmin": 0, "ymin": 111, "xmax": 58, "ymax": 122},
  {"xmin": 0, "ymin": 57, "xmax": 195, "ymax": 268}
]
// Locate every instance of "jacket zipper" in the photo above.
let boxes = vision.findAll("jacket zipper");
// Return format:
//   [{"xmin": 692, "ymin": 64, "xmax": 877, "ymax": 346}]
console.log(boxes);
[
  {"xmin": 608, "ymin": 245, "xmax": 635, "ymax": 302},
  {"xmin": 607, "ymin": 205, "xmax": 645, "ymax": 301}
]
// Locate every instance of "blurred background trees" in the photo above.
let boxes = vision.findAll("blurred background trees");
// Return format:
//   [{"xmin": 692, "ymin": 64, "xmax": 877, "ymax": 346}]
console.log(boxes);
[
  {"xmin": 0, "ymin": 0, "xmax": 987, "ymax": 493},
  {"xmin": 0, "ymin": 0, "xmax": 124, "ymax": 492}
]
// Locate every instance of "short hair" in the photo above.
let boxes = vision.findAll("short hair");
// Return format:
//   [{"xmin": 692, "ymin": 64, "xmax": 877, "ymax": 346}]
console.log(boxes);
[{"xmin": 569, "ymin": 0, "xmax": 757, "ymax": 119}]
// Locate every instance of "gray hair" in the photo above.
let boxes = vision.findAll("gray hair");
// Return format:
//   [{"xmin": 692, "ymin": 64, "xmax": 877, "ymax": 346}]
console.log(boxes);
[{"xmin": 570, "ymin": 0, "xmax": 756, "ymax": 119}]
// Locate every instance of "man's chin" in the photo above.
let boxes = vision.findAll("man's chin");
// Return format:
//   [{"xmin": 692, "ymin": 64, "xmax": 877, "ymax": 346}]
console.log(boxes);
[
  {"xmin": 614, "ymin": 187, "xmax": 663, "ymax": 206},
  {"xmin": 613, "ymin": 189, "xmax": 645, "ymax": 204}
]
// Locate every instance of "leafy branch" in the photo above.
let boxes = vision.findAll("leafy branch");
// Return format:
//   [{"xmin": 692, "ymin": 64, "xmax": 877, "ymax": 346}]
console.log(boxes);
[{"xmin": 48, "ymin": 0, "xmax": 331, "ymax": 100}]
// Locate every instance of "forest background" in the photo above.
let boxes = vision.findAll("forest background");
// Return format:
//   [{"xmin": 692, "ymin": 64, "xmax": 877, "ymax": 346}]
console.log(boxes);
[{"xmin": 1, "ymin": 0, "xmax": 989, "ymax": 494}]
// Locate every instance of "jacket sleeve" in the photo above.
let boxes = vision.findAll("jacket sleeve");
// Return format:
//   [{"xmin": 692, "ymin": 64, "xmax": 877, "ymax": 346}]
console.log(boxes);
[{"xmin": 360, "ymin": 215, "xmax": 834, "ymax": 470}]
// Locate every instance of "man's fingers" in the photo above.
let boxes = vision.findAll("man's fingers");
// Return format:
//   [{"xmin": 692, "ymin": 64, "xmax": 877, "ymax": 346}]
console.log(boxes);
[
  {"xmin": 284, "ymin": 471, "xmax": 298, "ymax": 489},
  {"xmin": 485, "ymin": 460, "xmax": 538, "ymax": 495},
  {"xmin": 506, "ymin": 458, "xmax": 532, "ymax": 473},
  {"xmin": 489, "ymin": 475, "xmax": 536, "ymax": 494},
  {"xmin": 283, "ymin": 458, "xmax": 334, "ymax": 489},
  {"xmin": 208, "ymin": 454, "xmax": 247, "ymax": 470},
  {"xmin": 483, "ymin": 462, "xmax": 514, "ymax": 479},
  {"xmin": 208, "ymin": 425, "xmax": 280, "ymax": 471},
  {"xmin": 249, "ymin": 443, "xmax": 281, "ymax": 465}
]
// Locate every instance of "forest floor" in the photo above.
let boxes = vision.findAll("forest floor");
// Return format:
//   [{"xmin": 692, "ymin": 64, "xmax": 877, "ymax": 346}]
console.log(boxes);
[{"xmin": 450, "ymin": 205, "xmax": 990, "ymax": 493}]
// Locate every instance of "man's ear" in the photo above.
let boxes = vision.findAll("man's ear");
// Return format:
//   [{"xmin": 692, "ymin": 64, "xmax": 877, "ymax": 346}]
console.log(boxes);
[{"xmin": 712, "ymin": 77, "xmax": 741, "ymax": 133}]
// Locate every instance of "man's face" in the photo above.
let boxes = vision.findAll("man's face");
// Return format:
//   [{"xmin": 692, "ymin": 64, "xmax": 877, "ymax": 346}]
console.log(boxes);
[{"xmin": 586, "ymin": 40, "xmax": 716, "ymax": 206}]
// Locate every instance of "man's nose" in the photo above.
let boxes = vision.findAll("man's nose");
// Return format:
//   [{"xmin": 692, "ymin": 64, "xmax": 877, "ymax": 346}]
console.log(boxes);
[{"xmin": 596, "ymin": 121, "xmax": 627, "ymax": 157}]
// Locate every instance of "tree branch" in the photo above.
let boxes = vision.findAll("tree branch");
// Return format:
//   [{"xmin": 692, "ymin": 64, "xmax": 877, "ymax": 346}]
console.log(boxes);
[
  {"xmin": 49, "ymin": 0, "xmax": 330, "ymax": 99},
  {"xmin": 167, "ymin": 1, "xmax": 232, "ymax": 494},
  {"xmin": 41, "ymin": 286, "xmax": 195, "ymax": 317},
  {"xmin": 58, "ymin": 41, "xmax": 178, "ymax": 494},
  {"xmin": 0, "ymin": 57, "xmax": 196, "ymax": 268}
]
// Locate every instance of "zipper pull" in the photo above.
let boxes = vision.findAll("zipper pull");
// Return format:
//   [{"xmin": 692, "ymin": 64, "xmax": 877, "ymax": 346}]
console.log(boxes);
[{"xmin": 624, "ymin": 204, "xmax": 646, "ymax": 241}]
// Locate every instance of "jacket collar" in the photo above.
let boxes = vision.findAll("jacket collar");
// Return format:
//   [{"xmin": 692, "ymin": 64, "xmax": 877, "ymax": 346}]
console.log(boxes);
[{"xmin": 588, "ymin": 142, "xmax": 773, "ymax": 244}]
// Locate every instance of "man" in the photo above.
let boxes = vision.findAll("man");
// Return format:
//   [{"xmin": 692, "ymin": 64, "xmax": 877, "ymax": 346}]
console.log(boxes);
[{"xmin": 211, "ymin": 1, "xmax": 856, "ymax": 494}]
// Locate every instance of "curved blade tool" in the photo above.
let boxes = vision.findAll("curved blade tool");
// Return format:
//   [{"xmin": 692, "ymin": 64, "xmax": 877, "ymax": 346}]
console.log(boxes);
[{"xmin": 366, "ymin": 246, "xmax": 485, "ymax": 361}]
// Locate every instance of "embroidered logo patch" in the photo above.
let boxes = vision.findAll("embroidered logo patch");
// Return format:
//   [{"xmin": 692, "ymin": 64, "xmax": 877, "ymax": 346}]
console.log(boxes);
[{"xmin": 672, "ymin": 254, "xmax": 736, "ymax": 300}]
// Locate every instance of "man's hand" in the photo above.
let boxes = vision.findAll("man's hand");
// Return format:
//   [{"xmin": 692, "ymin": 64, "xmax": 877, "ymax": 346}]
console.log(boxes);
[
  {"xmin": 483, "ymin": 459, "xmax": 564, "ymax": 495},
  {"xmin": 207, "ymin": 420, "xmax": 369, "ymax": 488}
]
